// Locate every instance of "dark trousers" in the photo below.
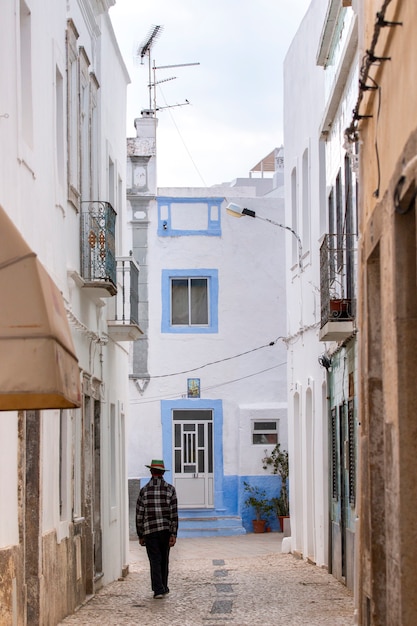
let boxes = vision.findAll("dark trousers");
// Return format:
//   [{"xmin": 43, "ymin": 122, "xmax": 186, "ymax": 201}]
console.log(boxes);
[{"xmin": 145, "ymin": 530, "xmax": 171, "ymax": 594}]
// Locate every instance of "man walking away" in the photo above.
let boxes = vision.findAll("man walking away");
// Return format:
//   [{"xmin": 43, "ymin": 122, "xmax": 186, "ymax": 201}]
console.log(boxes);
[{"xmin": 136, "ymin": 459, "xmax": 178, "ymax": 599}]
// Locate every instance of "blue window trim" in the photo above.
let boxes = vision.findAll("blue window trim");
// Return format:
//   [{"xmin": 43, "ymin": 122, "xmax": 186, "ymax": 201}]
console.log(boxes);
[
  {"xmin": 157, "ymin": 197, "xmax": 222, "ymax": 237},
  {"xmin": 161, "ymin": 398, "xmax": 224, "ymax": 510},
  {"xmin": 161, "ymin": 269, "xmax": 219, "ymax": 334}
]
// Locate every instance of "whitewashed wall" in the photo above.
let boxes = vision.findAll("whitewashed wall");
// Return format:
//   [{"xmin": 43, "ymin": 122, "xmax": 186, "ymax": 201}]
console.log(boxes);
[
  {"xmin": 283, "ymin": 0, "xmax": 330, "ymax": 566},
  {"xmin": 128, "ymin": 172, "xmax": 289, "ymax": 531},
  {"xmin": 0, "ymin": 0, "xmax": 132, "ymax": 620}
]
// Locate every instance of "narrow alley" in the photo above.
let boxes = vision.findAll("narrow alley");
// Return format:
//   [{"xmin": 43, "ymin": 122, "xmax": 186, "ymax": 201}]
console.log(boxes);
[{"xmin": 59, "ymin": 534, "xmax": 354, "ymax": 626}]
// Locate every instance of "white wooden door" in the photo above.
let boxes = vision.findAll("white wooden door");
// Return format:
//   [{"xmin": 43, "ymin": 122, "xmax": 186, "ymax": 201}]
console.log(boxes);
[{"xmin": 173, "ymin": 409, "xmax": 213, "ymax": 508}]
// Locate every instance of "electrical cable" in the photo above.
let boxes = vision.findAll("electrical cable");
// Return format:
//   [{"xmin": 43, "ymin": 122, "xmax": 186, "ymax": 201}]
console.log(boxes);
[
  {"xmin": 202, "ymin": 361, "xmax": 286, "ymax": 391},
  {"xmin": 373, "ymin": 80, "xmax": 382, "ymax": 198},
  {"xmin": 345, "ymin": 0, "xmax": 398, "ymax": 145},
  {"xmin": 132, "ymin": 361, "xmax": 287, "ymax": 405},
  {"xmin": 158, "ymin": 84, "xmax": 208, "ymax": 187},
  {"xmin": 147, "ymin": 337, "xmax": 284, "ymax": 379}
]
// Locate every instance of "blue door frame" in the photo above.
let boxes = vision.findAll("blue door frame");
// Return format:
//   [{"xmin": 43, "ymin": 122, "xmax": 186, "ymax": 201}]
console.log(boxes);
[{"xmin": 161, "ymin": 398, "xmax": 224, "ymax": 510}]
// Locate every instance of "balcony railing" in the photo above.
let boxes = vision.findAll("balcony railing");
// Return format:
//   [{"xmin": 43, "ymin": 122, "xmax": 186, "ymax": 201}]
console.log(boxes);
[
  {"xmin": 107, "ymin": 257, "xmax": 143, "ymax": 342},
  {"xmin": 80, "ymin": 201, "xmax": 117, "ymax": 296},
  {"xmin": 320, "ymin": 233, "xmax": 356, "ymax": 340}
]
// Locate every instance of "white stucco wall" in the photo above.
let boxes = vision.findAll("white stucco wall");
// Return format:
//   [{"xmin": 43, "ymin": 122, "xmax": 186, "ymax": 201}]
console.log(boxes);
[
  {"xmin": 128, "ymin": 176, "xmax": 288, "ymax": 524},
  {"xmin": 0, "ymin": 0, "xmax": 131, "ymax": 598},
  {"xmin": 284, "ymin": 0, "xmax": 330, "ymax": 566},
  {"xmin": 0, "ymin": 413, "xmax": 19, "ymax": 547},
  {"xmin": 284, "ymin": 0, "xmax": 359, "ymax": 571}
]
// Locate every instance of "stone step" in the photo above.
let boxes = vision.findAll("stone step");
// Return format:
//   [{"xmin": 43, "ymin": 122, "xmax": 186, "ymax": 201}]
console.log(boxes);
[{"xmin": 178, "ymin": 514, "xmax": 246, "ymax": 537}]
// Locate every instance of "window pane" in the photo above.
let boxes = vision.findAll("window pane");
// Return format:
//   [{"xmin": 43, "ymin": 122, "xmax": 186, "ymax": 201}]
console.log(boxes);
[
  {"xmin": 198, "ymin": 449, "xmax": 205, "ymax": 472},
  {"xmin": 174, "ymin": 423, "xmax": 181, "ymax": 447},
  {"xmin": 253, "ymin": 433, "xmax": 278, "ymax": 444},
  {"xmin": 175, "ymin": 449, "xmax": 181, "ymax": 473},
  {"xmin": 173, "ymin": 410, "xmax": 212, "ymax": 420},
  {"xmin": 254, "ymin": 421, "xmax": 277, "ymax": 431},
  {"xmin": 208, "ymin": 422, "xmax": 213, "ymax": 473},
  {"xmin": 190, "ymin": 278, "xmax": 208, "ymax": 324},
  {"xmin": 198, "ymin": 423, "xmax": 204, "ymax": 447},
  {"xmin": 184, "ymin": 465, "xmax": 196, "ymax": 473},
  {"xmin": 183, "ymin": 433, "xmax": 195, "ymax": 462},
  {"xmin": 171, "ymin": 279, "xmax": 189, "ymax": 325}
]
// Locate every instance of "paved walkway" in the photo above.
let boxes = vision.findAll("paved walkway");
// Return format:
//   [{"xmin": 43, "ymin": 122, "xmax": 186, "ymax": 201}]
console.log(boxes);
[{"xmin": 59, "ymin": 534, "xmax": 354, "ymax": 625}]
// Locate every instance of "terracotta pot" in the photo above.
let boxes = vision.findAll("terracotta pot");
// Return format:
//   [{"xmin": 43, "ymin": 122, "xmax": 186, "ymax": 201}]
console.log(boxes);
[{"xmin": 252, "ymin": 519, "xmax": 267, "ymax": 533}]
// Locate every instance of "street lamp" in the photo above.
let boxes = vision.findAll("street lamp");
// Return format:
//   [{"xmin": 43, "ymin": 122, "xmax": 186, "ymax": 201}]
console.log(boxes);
[{"xmin": 225, "ymin": 202, "xmax": 303, "ymax": 270}]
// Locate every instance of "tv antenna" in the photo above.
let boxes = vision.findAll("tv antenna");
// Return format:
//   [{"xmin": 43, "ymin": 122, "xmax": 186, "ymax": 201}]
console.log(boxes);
[{"xmin": 136, "ymin": 25, "xmax": 199, "ymax": 114}]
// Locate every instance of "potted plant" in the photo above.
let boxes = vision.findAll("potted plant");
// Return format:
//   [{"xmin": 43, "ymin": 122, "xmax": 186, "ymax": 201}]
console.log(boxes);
[
  {"xmin": 243, "ymin": 481, "xmax": 273, "ymax": 533},
  {"xmin": 262, "ymin": 443, "xmax": 289, "ymax": 532}
]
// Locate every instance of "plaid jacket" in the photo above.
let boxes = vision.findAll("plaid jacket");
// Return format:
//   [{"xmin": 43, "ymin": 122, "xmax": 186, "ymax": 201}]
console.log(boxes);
[{"xmin": 136, "ymin": 476, "xmax": 178, "ymax": 539}]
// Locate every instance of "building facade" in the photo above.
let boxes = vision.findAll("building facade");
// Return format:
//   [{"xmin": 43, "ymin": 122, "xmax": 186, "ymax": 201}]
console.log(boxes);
[
  {"xmin": 352, "ymin": 0, "xmax": 417, "ymax": 623},
  {"xmin": 283, "ymin": 0, "xmax": 329, "ymax": 570},
  {"xmin": 0, "ymin": 1, "xmax": 137, "ymax": 623},
  {"xmin": 284, "ymin": 0, "xmax": 359, "ymax": 592},
  {"xmin": 316, "ymin": 0, "xmax": 359, "ymax": 591},
  {"xmin": 127, "ymin": 113, "xmax": 288, "ymax": 535}
]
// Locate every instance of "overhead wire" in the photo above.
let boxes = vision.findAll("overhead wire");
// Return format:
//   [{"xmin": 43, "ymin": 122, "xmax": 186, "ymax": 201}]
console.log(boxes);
[
  {"xmin": 132, "ymin": 361, "xmax": 287, "ymax": 405},
  {"xmin": 146, "ymin": 337, "xmax": 284, "ymax": 379},
  {"xmin": 157, "ymin": 84, "xmax": 208, "ymax": 187}
]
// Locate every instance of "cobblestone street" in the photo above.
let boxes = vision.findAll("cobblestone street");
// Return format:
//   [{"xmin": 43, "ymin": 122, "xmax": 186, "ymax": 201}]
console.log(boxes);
[{"xmin": 59, "ymin": 534, "xmax": 354, "ymax": 626}]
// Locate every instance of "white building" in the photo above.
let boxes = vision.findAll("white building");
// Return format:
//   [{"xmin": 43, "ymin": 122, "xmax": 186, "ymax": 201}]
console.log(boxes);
[
  {"xmin": 0, "ymin": 1, "xmax": 137, "ymax": 623},
  {"xmin": 316, "ymin": 0, "xmax": 359, "ymax": 591},
  {"xmin": 284, "ymin": 0, "xmax": 328, "ymax": 569},
  {"xmin": 284, "ymin": 0, "xmax": 359, "ymax": 590},
  {"xmin": 127, "ymin": 113, "xmax": 288, "ymax": 535}
]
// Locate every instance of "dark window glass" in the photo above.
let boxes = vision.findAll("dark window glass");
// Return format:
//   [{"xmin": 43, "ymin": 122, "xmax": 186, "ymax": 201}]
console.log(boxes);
[
  {"xmin": 175, "ymin": 449, "xmax": 181, "ymax": 473},
  {"xmin": 253, "ymin": 421, "xmax": 277, "ymax": 431},
  {"xmin": 174, "ymin": 423, "xmax": 181, "ymax": 447},
  {"xmin": 253, "ymin": 433, "xmax": 278, "ymax": 444},
  {"xmin": 198, "ymin": 449, "xmax": 205, "ymax": 472},
  {"xmin": 208, "ymin": 422, "xmax": 213, "ymax": 473},
  {"xmin": 171, "ymin": 278, "xmax": 208, "ymax": 326}
]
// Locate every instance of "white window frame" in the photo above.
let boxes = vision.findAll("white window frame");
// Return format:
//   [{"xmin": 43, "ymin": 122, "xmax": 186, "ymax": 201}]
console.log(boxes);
[{"xmin": 252, "ymin": 420, "xmax": 278, "ymax": 445}]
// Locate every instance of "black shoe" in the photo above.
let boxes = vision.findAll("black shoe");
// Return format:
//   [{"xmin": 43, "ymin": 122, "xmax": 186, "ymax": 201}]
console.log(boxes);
[
  {"xmin": 163, "ymin": 587, "xmax": 169, "ymax": 594},
  {"xmin": 154, "ymin": 593, "xmax": 164, "ymax": 599}
]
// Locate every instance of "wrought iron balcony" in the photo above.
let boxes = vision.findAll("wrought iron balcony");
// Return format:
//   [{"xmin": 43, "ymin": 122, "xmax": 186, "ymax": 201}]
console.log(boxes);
[
  {"xmin": 319, "ymin": 233, "xmax": 356, "ymax": 341},
  {"xmin": 80, "ymin": 201, "xmax": 117, "ymax": 296},
  {"xmin": 107, "ymin": 257, "xmax": 143, "ymax": 342}
]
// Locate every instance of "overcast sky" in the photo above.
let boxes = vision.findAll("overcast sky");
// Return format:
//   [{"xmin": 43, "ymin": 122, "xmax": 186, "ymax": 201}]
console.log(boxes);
[{"xmin": 109, "ymin": 0, "xmax": 311, "ymax": 188}]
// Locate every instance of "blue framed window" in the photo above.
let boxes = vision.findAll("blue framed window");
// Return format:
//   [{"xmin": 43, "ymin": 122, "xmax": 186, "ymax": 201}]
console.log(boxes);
[{"xmin": 162, "ymin": 269, "xmax": 218, "ymax": 333}]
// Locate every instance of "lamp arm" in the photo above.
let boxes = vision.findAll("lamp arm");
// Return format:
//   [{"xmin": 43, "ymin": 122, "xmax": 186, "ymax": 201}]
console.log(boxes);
[
  {"xmin": 225, "ymin": 202, "xmax": 303, "ymax": 270},
  {"xmin": 255, "ymin": 215, "xmax": 303, "ymax": 269}
]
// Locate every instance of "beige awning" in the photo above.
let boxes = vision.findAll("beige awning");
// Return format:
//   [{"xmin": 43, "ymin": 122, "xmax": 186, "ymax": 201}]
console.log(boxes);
[
  {"xmin": 250, "ymin": 149, "xmax": 277, "ymax": 174},
  {"xmin": 0, "ymin": 205, "xmax": 81, "ymax": 410}
]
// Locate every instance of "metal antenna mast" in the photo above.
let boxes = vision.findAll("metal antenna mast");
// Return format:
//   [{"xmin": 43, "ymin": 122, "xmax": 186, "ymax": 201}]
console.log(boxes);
[
  {"xmin": 137, "ymin": 25, "xmax": 200, "ymax": 115},
  {"xmin": 137, "ymin": 25, "xmax": 163, "ymax": 110},
  {"xmin": 151, "ymin": 61, "xmax": 200, "ymax": 114}
]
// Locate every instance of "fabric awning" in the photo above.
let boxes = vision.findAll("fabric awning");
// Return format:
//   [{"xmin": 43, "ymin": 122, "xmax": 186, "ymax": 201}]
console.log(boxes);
[{"xmin": 0, "ymin": 205, "xmax": 81, "ymax": 410}]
